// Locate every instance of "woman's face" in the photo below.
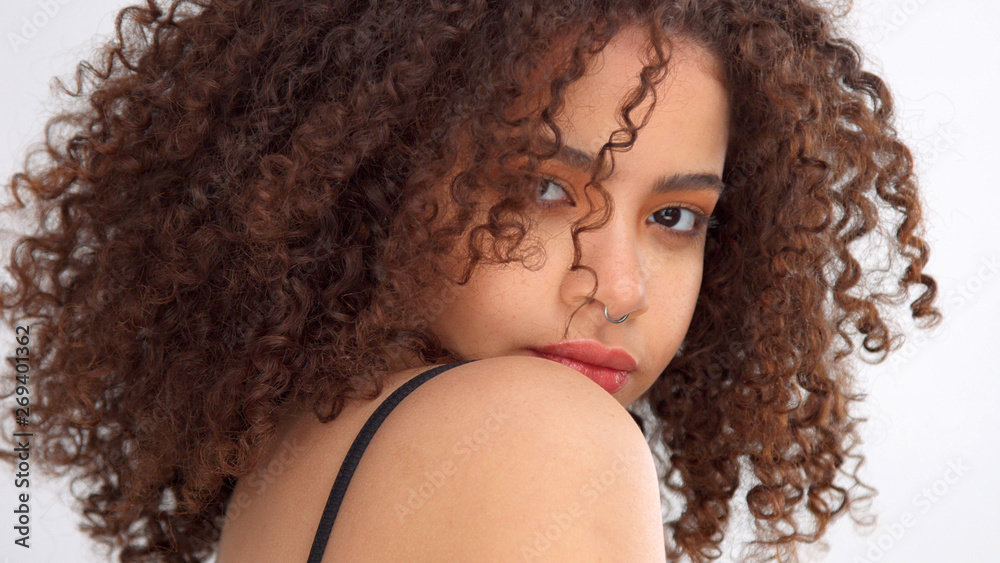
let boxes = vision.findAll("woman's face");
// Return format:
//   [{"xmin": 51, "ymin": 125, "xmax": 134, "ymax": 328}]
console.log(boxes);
[{"xmin": 427, "ymin": 30, "xmax": 729, "ymax": 408}]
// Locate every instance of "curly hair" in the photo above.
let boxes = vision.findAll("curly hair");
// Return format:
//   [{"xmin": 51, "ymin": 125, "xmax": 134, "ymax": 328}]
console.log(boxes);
[{"xmin": 0, "ymin": 0, "xmax": 941, "ymax": 561}]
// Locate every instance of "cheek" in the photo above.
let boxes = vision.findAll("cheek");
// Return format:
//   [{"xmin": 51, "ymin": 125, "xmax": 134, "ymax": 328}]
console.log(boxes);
[
  {"xmin": 681, "ymin": 262, "xmax": 705, "ymax": 316},
  {"xmin": 426, "ymin": 267, "xmax": 506, "ymax": 342},
  {"xmin": 424, "ymin": 273, "xmax": 475, "ymax": 342},
  {"xmin": 649, "ymin": 256, "xmax": 704, "ymax": 321}
]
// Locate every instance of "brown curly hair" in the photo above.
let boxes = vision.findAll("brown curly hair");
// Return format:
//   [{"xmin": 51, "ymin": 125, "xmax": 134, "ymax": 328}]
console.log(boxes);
[{"xmin": 0, "ymin": 0, "xmax": 942, "ymax": 561}]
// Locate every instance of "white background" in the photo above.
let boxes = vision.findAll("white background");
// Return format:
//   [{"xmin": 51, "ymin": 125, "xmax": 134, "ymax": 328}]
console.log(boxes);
[{"xmin": 0, "ymin": 1, "xmax": 997, "ymax": 561}]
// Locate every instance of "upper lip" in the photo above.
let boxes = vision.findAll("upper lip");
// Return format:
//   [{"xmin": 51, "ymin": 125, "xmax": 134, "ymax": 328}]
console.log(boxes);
[{"xmin": 530, "ymin": 339, "xmax": 638, "ymax": 371}]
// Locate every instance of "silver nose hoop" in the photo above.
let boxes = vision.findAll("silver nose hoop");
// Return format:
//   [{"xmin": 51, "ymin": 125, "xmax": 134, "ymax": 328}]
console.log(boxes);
[{"xmin": 604, "ymin": 305, "xmax": 629, "ymax": 324}]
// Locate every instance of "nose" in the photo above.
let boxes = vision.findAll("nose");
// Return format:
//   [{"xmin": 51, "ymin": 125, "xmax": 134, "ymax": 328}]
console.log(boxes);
[{"xmin": 564, "ymin": 217, "xmax": 649, "ymax": 320}]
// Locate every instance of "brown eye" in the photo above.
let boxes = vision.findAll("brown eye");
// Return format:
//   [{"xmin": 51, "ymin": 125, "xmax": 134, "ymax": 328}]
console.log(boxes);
[{"xmin": 648, "ymin": 206, "xmax": 709, "ymax": 240}]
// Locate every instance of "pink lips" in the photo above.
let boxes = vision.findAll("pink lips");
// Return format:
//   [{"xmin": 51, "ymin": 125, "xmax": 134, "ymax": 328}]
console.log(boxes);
[{"xmin": 527, "ymin": 340, "xmax": 637, "ymax": 395}]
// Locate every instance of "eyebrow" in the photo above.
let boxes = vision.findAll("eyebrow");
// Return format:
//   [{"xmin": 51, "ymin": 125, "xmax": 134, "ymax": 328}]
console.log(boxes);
[{"xmin": 549, "ymin": 143, "xmax": 727, "ymax": 195}]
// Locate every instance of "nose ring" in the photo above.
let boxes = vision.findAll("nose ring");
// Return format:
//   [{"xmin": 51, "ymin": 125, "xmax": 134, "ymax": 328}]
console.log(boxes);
[{"xmin": 604, "ymin": 305, "xmax": 629, "ymax": 324}]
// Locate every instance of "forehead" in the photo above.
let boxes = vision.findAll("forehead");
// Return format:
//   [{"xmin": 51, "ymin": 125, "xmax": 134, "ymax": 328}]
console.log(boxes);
[
  {"xmin": 507, "ymin": 26, "xmax": 726, "ymax": 139},
  {"xmin": 541, "ymin": 29, "xmax": 729, "ymax": 177},
  {"xmin": 558, "ymin": 30, "xmax": 724, "ymax": 125},
  {"xmin": 528, "ymin": 25, "xmax": 725, "ymax": 106}
]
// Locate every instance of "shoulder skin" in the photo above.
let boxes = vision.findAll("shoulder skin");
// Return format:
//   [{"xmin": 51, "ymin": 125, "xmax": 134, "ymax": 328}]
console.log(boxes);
[{"xmin": 339, "ymin": 355, "xmax": 667, "ymax": 562}]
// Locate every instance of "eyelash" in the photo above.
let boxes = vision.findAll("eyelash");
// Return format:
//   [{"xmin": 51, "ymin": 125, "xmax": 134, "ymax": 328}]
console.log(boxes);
[{"xmin": 534, "ymin": 176, "xmax": 718, "ymax": 240}]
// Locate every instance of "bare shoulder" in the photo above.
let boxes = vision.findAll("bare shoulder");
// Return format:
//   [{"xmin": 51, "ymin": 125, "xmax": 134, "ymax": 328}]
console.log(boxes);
[{"xmin": 353, "ymin": 355, "xmax": 666, "ymax": 562}]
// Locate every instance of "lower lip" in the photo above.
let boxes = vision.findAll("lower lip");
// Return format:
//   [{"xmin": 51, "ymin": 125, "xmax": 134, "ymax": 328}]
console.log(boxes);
[{"xmin": 526, "ymin": 349, "xmax": 630, "ymax": 395}]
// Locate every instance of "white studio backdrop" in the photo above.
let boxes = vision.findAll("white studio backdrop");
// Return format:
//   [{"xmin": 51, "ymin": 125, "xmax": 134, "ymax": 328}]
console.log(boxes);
[{"xmin": 0, "ymin": 1, "xmax": 997, "ymax": 562}]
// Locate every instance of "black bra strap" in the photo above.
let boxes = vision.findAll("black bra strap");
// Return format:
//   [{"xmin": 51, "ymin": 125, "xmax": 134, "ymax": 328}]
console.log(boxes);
[{"xmin": 306, "ymin": 360, "xmax": 476, "ymax": 563}]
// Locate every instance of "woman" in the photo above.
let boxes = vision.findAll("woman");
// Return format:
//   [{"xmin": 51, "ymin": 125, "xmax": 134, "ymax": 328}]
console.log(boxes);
[{"xmin": 0, "ymin": 0, "xmax": 941, "ymax": 561}]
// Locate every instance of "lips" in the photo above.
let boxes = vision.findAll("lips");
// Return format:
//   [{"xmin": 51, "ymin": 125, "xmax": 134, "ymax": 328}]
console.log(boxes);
[
  {"xmin": 529, "ymin": 340, "xmax": 638, "ymax": 371},
  {"xmin": 526, "ymin": 340, "xmax": 636, "ymax": 395}
]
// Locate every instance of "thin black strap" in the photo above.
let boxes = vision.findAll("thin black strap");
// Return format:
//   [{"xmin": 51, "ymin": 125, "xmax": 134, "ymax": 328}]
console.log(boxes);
[{"xmin": 306, "ymin": 361, "xmax": 476, "ymax": 563}]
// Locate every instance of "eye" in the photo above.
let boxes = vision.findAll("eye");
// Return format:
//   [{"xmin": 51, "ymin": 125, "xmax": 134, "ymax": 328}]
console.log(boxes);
[
  {"xmin": 535, "ymin": 175, "xmax": 717, "ymax": 239},
  {"xmin": 648, "ymin": 206, "xmax": 712, "ymax": 239},
  {"xmin": 536, "ymin": 176, "xmax": 575, "ymax": 206}
]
